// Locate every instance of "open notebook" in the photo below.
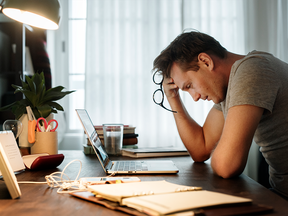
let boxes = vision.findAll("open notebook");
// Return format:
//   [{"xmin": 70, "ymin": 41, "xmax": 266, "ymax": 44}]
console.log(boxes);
[
  {"xmin": 84, "ymin": 180, "xmax": 254, "ymax": 215},
  {"xmin": 76, "ymin": 109, "xmax": 179, "ymax": 174}
]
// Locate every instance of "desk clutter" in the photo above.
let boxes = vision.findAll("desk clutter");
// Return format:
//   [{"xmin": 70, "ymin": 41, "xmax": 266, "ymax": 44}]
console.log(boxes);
[
  {"xmin": 70, "ymin": 180, "xmax": 273, "ymax": 216},
  {"xmin": 0, "ymin": 142, "xmax": 276, "ymax": 215},
  {"xmin": 83, "ymin": 125, "xmax": 138, "ymax": 155},
  {"xmin": 0, "ymin": 131, "xmax": 64, "ymax": 199},
  {"xmin": 21, "ymin": 106, "xmax": 60, "ymax": 155},
  {"xmin": 0, "ymin": 131, "xmax": 64, "ymax": 173}
]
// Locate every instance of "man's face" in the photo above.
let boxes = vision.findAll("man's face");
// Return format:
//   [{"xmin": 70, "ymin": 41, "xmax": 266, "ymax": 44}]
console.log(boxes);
[{"xmin": 170, "ymin": 62, "xmax": 226, "ymax": 104}]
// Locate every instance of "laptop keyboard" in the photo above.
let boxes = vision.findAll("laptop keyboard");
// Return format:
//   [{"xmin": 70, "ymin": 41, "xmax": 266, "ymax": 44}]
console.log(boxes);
[{"xmin": 114, "ymin": 161, "xmax": 148, "ymax": 171}]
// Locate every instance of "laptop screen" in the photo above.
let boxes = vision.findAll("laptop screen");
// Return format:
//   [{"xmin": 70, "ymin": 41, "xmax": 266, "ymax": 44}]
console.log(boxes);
[{"xmin": 76, "ymin": 109, "xmax": 109, "ymax": 166}]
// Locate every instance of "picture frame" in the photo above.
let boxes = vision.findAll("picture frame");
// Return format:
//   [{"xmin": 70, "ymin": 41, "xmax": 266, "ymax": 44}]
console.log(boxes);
[{"xmin": 0, "ymin": 143, "xmax": 21, "ymax": 199}]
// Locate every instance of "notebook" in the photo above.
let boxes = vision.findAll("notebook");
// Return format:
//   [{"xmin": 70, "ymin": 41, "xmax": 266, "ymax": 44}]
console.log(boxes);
[
  {"xmin": 71, "ymin": 181, "xmax": 272, "ymax": 216},
  {"xmin": 76, "ymin": 109, "xmax": 179, "ymax": 174},
  {"xmin": 85, "ymin": 180, "xmax": 253, "ymax": 215},
  {"xmin": 0, "ymin": 132, "xmax": 22, "ymax": 199}
]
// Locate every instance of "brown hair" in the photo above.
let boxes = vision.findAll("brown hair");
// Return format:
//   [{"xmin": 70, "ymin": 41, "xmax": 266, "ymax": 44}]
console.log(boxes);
[{"xmin": 153, "ymin": 30, "xmax": 227, "ymax": 78}]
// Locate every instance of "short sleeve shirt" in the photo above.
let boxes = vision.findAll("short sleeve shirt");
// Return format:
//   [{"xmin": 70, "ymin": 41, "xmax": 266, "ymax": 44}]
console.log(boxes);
[{"xmin": 214, "ymin": 51, "xmax": 288, "ymax": 197}]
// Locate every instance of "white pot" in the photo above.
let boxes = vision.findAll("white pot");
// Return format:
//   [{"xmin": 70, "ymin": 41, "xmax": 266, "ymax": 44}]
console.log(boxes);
[
  {"xmin": 19, "ymin": 113, "xmax": 54, "ymax": 149},
  {"xmin": 19, "ymin": 114, "xmax": 30, "ymax": 148}
]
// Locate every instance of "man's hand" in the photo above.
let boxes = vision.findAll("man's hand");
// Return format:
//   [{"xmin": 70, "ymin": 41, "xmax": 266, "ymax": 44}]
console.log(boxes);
[{"xmin": 162, "ymin": 77, "xmax": 179, "ymax": 98}]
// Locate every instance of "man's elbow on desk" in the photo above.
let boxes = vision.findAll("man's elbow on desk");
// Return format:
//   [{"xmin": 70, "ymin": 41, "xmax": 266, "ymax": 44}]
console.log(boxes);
[
  {"xmin": 210, "ymin": 158, "xmax": 244, "ymax": 179},
  {"xmin": 189, "ymin": 151, "xmax": 211, "ymax": 163}
]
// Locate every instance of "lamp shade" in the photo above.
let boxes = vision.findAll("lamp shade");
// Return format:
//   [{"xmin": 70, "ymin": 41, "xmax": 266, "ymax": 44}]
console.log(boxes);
[{"xmin": 2, "ymin": 0, "xmax": 60, "ymax": 30}]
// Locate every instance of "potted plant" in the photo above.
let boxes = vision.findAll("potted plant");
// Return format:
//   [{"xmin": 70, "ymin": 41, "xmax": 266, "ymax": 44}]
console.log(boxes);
[
  {"xmin": 0, "ymin": 72, "xmax": 74, "ymax": 152},
  {"xmin": 0, "ymin": 72, "xmax": 74, "ymax": 120}
]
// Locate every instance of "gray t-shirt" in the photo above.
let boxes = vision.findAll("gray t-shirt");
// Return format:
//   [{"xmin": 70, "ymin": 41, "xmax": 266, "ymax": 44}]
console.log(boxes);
[{"xmin": 214, "ymin": 51, "xmax": 288, "ymax": 198}]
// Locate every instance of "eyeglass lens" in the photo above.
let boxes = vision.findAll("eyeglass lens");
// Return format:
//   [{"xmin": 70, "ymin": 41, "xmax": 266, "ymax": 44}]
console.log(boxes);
[
  {"xmin": 153, "ymin": 71, "xmax": 163, "ymax": 84},
  {"xmin": 152, "ymin": 71, "xmax": 177, "ymax": 113}
]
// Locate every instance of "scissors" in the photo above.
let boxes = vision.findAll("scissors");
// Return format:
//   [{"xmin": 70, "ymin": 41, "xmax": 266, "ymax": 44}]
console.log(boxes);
[{"xmin": 36, "ymin": 117, "xmax": 59, "ymax": 132}]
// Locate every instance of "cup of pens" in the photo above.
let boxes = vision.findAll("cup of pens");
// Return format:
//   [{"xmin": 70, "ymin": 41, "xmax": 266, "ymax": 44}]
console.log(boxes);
[{"xmin": 30, "ymin": 117, "xmax": 59, "ymax": 155}]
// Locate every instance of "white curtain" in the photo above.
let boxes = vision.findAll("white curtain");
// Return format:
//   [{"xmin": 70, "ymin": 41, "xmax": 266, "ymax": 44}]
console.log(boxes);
[
  {"xmin": 241, "ymin": 0, "xmax": 288, "ymax": 179},
  {"xmin": 48, "ymin": 0, "xmax": 287, "ymax": 151},
  {"xmin": 84, "ymin": 0, "xmax": 245, "ymax": 148},
  {"xmin": 243, "ymin": 0, "xmax": 288, "ymax": 62}
]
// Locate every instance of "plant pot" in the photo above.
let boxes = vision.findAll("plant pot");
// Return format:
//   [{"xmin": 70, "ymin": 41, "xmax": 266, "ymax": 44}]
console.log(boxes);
[
  {"xmin": 19, "ymin": 113, "xmax": 55, "ymax": 151},
  {"xmin": 31, "ymin": 131, "xmax": 58, "ymax": 155},
  {"xmin": 19, "ymin": 114, "xmax": 31, "ymax": 148}
]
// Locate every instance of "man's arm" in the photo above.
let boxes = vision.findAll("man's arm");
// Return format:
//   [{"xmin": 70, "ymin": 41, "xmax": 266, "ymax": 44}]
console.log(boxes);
[
  {"xmin": 211, "ymin": 104, "xmax": 264, "ymax": 178},
  {"xmin": 169, "ymin": 95, "xmax": 224, "ymax": 162},
  {"xmin": 163, "ymin": 77, "xmax": 264, "ymax": 178},
  {"xmin": 162, "ymin": 77, "xmax": 224, "ymax": 162}
]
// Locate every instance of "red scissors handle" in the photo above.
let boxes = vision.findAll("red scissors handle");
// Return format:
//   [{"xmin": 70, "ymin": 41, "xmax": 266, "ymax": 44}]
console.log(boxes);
[
  {"xmin": 47, "ymin": 119, "xmax": 58, "ymax": 132},
  {"xmin": 36, "ymin": 117, "xmax": 47, "ymax": 132},
  {"xmin": 36, "ymin": 117, "xmax": 58, "ymax": 132}
]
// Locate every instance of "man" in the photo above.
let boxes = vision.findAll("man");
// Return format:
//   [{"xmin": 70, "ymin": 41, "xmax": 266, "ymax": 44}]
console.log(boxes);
[{"xmin": 153, "ymin": 31, "xmax": 288, "ymax": 199}]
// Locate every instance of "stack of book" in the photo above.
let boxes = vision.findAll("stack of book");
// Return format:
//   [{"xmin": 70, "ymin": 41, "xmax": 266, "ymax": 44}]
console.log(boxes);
[
  {"xmin": 83, "ymin": 125, "xmax": 138, "ymax": 154},
  {"xmin": 94, "ymin": 125, "xmax": 138, "ymax": 149}
]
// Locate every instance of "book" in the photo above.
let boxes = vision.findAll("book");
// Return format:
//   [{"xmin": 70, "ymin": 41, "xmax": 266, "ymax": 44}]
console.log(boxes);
[
  {"xmin": 123, "ymin": 137, "xmax": 138, "ymax": 145},
  {"xmin": 87, "ymin": 180, "xmax": 203, "ymax": 204},
  {"xmin": 122, "ymin": 144, "xmax": 138, "ymax": 149},
  {"xmin": 94, "ymin": 125, "xmax": 136, "ymax": 135},
  {"xmin": 71, "ymin": 191, "xmax": 272, "ymax": 216},
  {"xmin": 0, "ymin": 141, "xmax": 21, "ymax": 199},
  {"xmin": 83, "ymin": 144, "xmax": 94, "ymax": 154},
  {"xmin": 0, "ymin": 131, "xmax": 25, "ymax": 176},
  {"xmin": 86, "ymin": 180, "xmax": 253, "ymax": 215},
  {"xmin": 123, "ymin": 133, "xmax": 138, "ymax": 139},
  {"xmin": 123, "ymin": 190, "xmax": 252, "ymax": 216},
  {"xmin": 121, "ymin": 147, "xmax": 189, "ymax": 158},
  {"xmin": 86, "ymin": 127, "xmax": 138, "ymax": 146}
]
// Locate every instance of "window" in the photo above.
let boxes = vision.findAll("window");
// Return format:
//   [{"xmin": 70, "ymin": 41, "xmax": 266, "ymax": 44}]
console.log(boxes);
[{"xmin": 48, "ymin": 0, "xmax": 245, "ymax": 148}]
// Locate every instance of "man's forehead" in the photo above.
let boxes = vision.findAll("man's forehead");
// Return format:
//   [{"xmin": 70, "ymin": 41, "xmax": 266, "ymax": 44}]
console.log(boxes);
[
  {"xmin": 170, "ymin": 62, "xmax": 183, "ymax": 76},
  {"xmin": 170, "ymin": 64, "xmax": 189, "ymax": 89}
]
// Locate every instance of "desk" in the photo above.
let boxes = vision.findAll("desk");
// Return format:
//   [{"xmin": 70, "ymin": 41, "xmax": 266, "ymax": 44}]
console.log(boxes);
[{"xmin": 0, "ymin": 150, "xmax": 287, "ymax": 215}]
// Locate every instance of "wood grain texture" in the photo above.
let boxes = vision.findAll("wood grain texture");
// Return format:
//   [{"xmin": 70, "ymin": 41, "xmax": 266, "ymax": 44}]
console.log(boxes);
[{"xmin": 0, "ymin": 150, "xmax": 287, "ymax": 215}]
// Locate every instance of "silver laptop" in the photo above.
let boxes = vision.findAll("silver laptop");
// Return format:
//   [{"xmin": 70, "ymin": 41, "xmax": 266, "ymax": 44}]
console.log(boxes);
[{"xmin": 76, "ymin": 109, "xmax": 179, "ymax": 174}]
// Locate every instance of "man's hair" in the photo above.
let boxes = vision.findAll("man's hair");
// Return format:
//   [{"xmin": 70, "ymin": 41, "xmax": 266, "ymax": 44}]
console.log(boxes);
[{"xmin": 153, "ymin": 30, "xmax": 227, "ymax": 78}]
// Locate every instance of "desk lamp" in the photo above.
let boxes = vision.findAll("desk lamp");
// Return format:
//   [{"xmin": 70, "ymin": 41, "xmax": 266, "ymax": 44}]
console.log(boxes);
[{"xmin": 0, "ymin": 0, "xmax": 60, "ymax": 30}]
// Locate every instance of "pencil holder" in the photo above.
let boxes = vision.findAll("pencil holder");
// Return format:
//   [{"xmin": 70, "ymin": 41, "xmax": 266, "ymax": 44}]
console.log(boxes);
[{"xmin": 31, "ymin": 131, "xmax": 58, "ymax": 155}]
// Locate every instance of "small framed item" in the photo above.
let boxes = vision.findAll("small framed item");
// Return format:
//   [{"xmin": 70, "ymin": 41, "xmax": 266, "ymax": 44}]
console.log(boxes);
[{"xmin": 0, "ymin": 142, "xmax": 21, "ymax": 199}]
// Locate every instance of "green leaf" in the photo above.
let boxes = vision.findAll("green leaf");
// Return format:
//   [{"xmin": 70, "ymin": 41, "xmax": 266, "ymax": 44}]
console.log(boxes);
[
  {"xmin": 11, "ymin": 100, "xmax": 30, "ymax": 119},
  {"xmin": 0, "ymin": 72, "xmax": 75, "ymax": 119},
  {"xmin": 36, "ymin": 104, "xmax": 53, "ymax": 119},
  {"xmin": 47, "ymin": 101, "xmax": 64, "ymax": 111},
  {"xmin": 0, "ymin": 101, "xmax": 18, "ymax": 112},
  {"xmin": 26, "ymin": 75, "xmax": 36, "ymax": 93},
  {"xmin": 42, "ymin": 88, "xmax": 75, "ymax": 104}
]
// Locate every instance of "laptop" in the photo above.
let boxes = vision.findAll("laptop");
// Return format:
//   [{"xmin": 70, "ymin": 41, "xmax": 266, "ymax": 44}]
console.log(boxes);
[{"xmin": 76, "ymin": 109, "xmax": 179, "ymax": 174}]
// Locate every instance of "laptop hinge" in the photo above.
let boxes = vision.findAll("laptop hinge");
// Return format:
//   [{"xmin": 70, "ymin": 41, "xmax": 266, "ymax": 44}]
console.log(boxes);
[{"xmin": 104, "ymin": 159, "xmax": 113, "ymax": 170}]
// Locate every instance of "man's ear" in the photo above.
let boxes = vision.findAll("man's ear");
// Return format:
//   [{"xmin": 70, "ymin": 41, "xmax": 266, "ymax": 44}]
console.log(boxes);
[{"xmin": 198, "ymin": 53, "xmax": 214, "ymax": 71}]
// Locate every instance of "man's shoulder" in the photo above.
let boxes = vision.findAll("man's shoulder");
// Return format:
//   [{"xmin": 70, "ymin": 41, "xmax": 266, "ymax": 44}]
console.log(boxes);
[{"xmin": 233, "ymin": 51, "xmax": 273, "ymax": 71}]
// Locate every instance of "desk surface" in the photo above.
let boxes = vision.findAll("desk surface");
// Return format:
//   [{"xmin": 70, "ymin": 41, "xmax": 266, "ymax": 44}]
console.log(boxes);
[{"xmin": 0, "ymin": 150, "xmax": 287, "ymax": 215}]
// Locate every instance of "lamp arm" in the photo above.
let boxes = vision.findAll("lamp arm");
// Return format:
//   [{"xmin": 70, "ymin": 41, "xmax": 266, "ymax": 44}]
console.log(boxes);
[{"xmin": 0, "ymin": 0, "xmax": 4, "ymax": 8}]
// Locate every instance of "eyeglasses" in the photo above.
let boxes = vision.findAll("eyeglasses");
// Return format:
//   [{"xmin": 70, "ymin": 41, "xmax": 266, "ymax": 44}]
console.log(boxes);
[{"xmin": 152, "ymin": 71, "xmax": 177, "ymax": 113}]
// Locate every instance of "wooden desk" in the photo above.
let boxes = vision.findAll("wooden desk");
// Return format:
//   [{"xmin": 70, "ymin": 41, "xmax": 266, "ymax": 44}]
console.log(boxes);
[{"xmin": 0, "ymin": 150, "xmax": 287, "ymax": 215}]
